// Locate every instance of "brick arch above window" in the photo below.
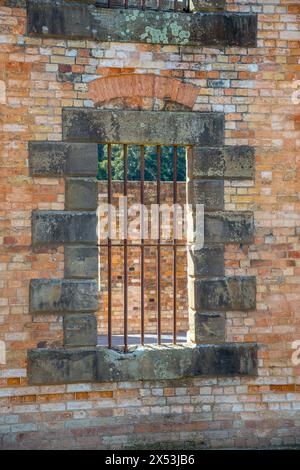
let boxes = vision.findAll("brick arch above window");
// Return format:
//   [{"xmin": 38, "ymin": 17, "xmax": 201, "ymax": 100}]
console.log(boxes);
[{"xmin": 89, "ymin": 74, "xmax": 198, "ymax": 109}]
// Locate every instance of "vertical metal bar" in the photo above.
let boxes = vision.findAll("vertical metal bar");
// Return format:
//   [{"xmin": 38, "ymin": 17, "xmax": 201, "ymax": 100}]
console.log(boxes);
[
  {"xmin": 123, "ymin": 144, "xmax": 128, "ymax": 352},
  {"xmin": 174, "ymin": 0, "xmax": 178, "ymax": 11},
  {"xmin": 107, "ymin": 144, "xmax": 112, "ymax": 348},
  {"xmin": 156, "ymin": 145, "xmax": 161, "ymax": 345},
  {"xmin": 173, "ymin": 146, "xmax": 178, "ymax": 344},
  {"xmin": 141, "ymin": 0, "xmax": 146, "ymax": 10},
  {"xmin": 124, "ymin": 0, "xmax": 128, "ymax": 8},
  {"xmin": 140, "ymin": 145, "xmax": 145, "ymax": 346},
  {"xmin": 157, "ymin": 0, "xmax": 160, "ymax": 11}
]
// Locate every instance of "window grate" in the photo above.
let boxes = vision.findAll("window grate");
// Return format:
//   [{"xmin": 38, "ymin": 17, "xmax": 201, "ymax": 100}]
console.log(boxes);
[{"xmin": 98, "ymin": 144, "xmax": 187, "ymax": 350}]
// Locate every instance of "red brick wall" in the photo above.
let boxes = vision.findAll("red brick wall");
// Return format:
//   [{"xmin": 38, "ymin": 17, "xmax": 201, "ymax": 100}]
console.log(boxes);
[{"xmin": 0, "ymin": 0, "xmax": 300, "ymax": 449}]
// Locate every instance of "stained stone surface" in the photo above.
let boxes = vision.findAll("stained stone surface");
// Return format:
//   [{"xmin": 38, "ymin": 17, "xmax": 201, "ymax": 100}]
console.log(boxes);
[
  {"xmin": 189, "ymin": 311, "xmax": 225, "ymax": 343},
  {"xmin": 191, "ymin": 0, "xmax": 225, "ymax": 11},
  {"xmin": 29, "ymin": 142, "xmax": 98, "ymax": 176},
  {"xmin": 191, "ymin": 276, "xmax": 256, "ymax": 311},
  {"xmin": 63, "ymin": 314, "xmax": 97, "ymax": 347},
  {"xmin": 204, "ymin": 211, "xmax": 254, "ymax": 244},
  {"xmin": 62, "ymin": 108, "xmax": 225, "ymax": 146},
  {"xmin": 64, "ymin": 246, "xmax": 99, "ymax": 279},
  {"xmin": 187, "ymin": 180, "xmax": 224, "ymax": 211},
  {"xmin": 187, "ymin": 245, "xmax": 224, "ymax": 277},
  {"xmin": 27, "ymin": 342, "xmax": 258, "ymax": 384},
  {"xmin": 32, "ymin": 211, "xmax": 97, "ymax": 245},
  {"xmin": 30, "ymin": 279, "xmax": 99, "ymax": 313},
  {"xmin": 65, "ymin": 178, "xmax": 98, "ymax": 211},
  {"xmin": 190, "ymin": 146, "xmax": 255, "ymax": 180},
  {"xmin": 27, "ymin": 0, "xmax": 257, "ymax": 47}
]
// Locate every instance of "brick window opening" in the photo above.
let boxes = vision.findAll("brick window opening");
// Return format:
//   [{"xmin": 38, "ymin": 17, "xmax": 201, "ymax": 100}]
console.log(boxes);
[
  {"xmin": 95, "ymin": 0, "xmax": 191, "ymax": 13},
  {"xmin": 97, "ymin": 143, "xmax": 189, "ymax": 350}
]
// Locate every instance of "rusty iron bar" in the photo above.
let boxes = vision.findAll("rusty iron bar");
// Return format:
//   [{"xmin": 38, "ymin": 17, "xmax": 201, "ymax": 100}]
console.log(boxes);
[
  {"xmin": 107, "ymin": 143, "xmax": 112, "ymax": 348},
  {"xmin": 173, "ymin": 146, "xmax": 178, "ymax": 344},
  {"xmin": 140, "ymin": 145, "xmax": 145, "ymax": 346},
  {"xmin": 123, "ymin": 144, "xmax": 128, "ymax": 352},
  {"xmin": 156, "ymin": 145, "xmax": 161, "ymax": 345}
]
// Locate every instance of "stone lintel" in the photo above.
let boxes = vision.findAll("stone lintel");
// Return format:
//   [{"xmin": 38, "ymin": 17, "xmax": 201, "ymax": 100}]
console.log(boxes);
[
  {"xmin": 28, "ymin": 342, "xmax": 258, "ymax": 384},
  {"xmin": 62, "ymin": 108, "xmax": 225, "ymax": 146},
  {"xmin": 30, "ymin": 279, "xmax": 98, "ymax": 313},
  {"xmin": 28, "ymin": 142, "xmax": 98, "ymax": 177},
  {"xmin": 27, "ymin": 1, "xmax": 257, "ymax": 47},
  {"xmin": 32, "ymin": 210, "xmax": 97, "ymax": 245}
]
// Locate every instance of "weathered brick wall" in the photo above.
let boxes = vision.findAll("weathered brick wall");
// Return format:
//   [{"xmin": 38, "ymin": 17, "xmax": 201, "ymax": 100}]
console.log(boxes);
[{"xmin": 0, "ymin": 0, "xmax": 300, "ymax": 449}]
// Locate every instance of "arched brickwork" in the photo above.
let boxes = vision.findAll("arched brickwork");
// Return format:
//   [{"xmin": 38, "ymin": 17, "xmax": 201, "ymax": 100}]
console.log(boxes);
[{"xmin": 89, "ymin": 74, "xmax": 198, "ymax": 109}]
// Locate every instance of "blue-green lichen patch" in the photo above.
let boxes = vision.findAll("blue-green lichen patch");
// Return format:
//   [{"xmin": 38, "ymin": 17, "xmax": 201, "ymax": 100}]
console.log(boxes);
[{"xmin": 27, "ymin": 1, "xmax": 257, "ymax": 48}]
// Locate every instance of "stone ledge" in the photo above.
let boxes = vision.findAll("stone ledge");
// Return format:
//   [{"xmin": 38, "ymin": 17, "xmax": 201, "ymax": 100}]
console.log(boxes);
[
  {"xmin": 27, "ymin": 0, "xmax": 257, "ymax": 47},
  {"xmin": 30, "ymin": 279, "xmax": 99, "ymax": 313},
  {"xmin": 28, "ymin": 142, "xmax": 99, "ymax": 177},
  {"xmin": 62, "ymin": 109, "xmax": 224, "ymax": 146},
  {"xmin": 32, "ymin": 210, "xmax": 97, "ymax": 245},
  {"xmin": 27, "ymin": 342, "xmax": 258, "ymax": 384},
  {"xmin": 190, "ymin": 276, "xmax": 256, "ymax": 311},
  {"xmin": 189, "ymin": 146, "xmax": 255, "ymax": 180}
]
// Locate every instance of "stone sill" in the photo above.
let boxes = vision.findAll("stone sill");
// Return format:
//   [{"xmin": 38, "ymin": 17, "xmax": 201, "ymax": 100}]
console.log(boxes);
[{"xmin": 28, "ymin": 342, "xmax": 258, "ymax": 385}]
